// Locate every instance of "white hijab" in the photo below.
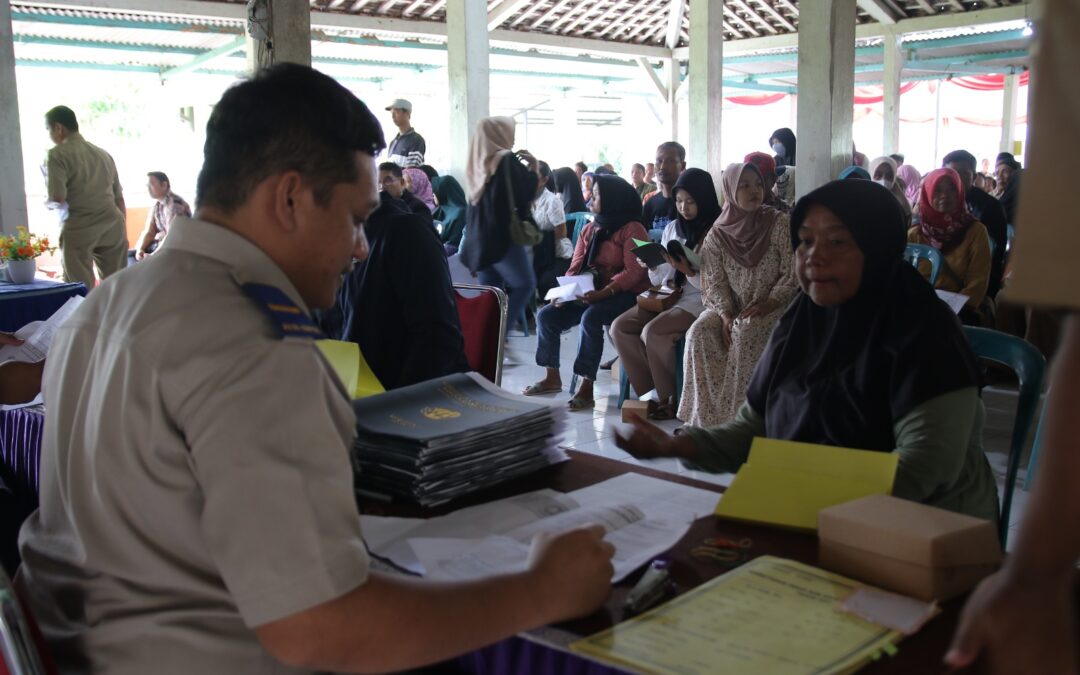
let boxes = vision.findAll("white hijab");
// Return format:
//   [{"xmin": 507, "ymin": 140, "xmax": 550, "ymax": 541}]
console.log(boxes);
[{"xmin": 466, "ymin": 116, "xmax": 515, "ymax": 204}]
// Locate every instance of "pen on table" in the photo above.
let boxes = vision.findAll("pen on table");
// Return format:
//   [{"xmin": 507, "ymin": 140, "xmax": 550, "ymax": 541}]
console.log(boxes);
[{"xmin": 623, "ymin": 558, "xmax": 674, "ymax": 615}]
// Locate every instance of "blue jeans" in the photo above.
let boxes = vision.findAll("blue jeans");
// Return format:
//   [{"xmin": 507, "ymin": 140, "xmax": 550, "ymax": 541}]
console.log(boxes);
[
  {"xmin": 478, "ymin": 244, "xmax": 536, "ymax": 330},
  {"xmin": 536, "ymin": 292, "xmax": 638, "ymax": 380}
]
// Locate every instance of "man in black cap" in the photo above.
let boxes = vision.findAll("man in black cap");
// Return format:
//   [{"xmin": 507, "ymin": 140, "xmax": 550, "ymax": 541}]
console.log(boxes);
[{"xmin": 385, "ymin": 98, "xmax": 426, "ymax": 168}]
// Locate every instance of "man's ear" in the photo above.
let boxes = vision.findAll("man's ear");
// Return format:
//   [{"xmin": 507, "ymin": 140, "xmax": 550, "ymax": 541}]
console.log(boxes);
[{"xmin": 272, "ymin": 171, "xmax": 305, "ymax": 232}]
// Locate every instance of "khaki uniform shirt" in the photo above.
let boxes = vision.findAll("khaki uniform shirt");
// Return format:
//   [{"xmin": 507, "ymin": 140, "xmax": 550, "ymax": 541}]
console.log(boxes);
[
  {"xmin": 17, "ymin": 217, "xmax": 369, "ymax": 675},
  {"xmin": 1004, "ymin": 0, "xmax": 1080, "ymax": 310},
  {"xmin": 45, "ymin": 133, "xmax": 125, "ymax": 231}
]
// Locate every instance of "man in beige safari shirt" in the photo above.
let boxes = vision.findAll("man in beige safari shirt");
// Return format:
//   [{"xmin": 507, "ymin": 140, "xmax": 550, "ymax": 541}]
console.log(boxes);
[{"xmin": 44, "ymin": 105, "xmax": 127, "ymax": 289}]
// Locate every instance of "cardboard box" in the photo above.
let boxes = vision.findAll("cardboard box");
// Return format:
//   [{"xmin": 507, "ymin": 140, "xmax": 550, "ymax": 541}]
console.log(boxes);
[
  {"xmin": 818, "ymin": 495, "xmax": 1002, "ymax": 602},
  {"xmin": 620, "ymin": 399, "xmax": 650, "ymax": 423}
]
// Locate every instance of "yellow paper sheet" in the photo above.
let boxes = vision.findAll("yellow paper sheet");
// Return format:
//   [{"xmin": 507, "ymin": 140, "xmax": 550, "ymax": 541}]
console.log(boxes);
[
  {"xmin": 571, "ymin": 556, "xmax": 902, "ymax": 675},
  {"xmin": 714, "ymin": 437, "xmax": 899, "ymax": 531},
  {"xmin": 315, "ymin": 340, "xmax": 385, "ymax": 399}
]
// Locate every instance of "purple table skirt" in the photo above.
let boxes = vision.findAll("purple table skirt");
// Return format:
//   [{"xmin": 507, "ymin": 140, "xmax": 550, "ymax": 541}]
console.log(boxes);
[
  {"xmin": 457, "ymin": 637, "xmax": 627, "ymax": 675},
  {"xmin": 0, "ymin": 407, "xmax": 44, "ymax": 513}
]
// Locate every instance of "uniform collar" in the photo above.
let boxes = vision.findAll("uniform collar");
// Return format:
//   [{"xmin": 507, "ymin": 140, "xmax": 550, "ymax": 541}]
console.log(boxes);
[{"xmin": 160, "ymin": 216, "xmax": 311, "ymax": 315}]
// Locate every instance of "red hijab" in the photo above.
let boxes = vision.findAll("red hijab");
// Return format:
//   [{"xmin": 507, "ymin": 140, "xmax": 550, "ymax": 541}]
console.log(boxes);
[{"xmin": 917, "ymin": 168, "xmax": 975, "ymax": 253}]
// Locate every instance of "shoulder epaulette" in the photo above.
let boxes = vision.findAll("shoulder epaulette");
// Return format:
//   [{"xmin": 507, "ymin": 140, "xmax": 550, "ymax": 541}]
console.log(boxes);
[{"xmin": 242, "ymin": 283, "xmax": 325, "ymax": 340}]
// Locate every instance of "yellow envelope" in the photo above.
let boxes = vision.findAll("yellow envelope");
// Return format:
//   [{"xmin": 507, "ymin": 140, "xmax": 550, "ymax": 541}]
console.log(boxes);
[
  {"xmin": 714, "ymin": 437, "xmax": 899, "ymax": 531},
  {"xmin": 315, "ymin": 340, "xmax": 385, "ymax": 399}
]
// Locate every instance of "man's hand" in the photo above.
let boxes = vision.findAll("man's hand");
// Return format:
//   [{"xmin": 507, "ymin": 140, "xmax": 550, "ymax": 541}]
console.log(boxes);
[
  {"xmin": 134, "ymin": 249, "xmax": 148, "ymax": 262},
  {"xmin": 738, "ymin": 297, "xmax": 779, "ymax": 320},
  {"xmin": 613, "ymin": 415, "xmax": 685, "ymax": 460},
  {"xmin": 527, "ymin": 525, "xmax": 614, "ymax": 622},
  {"xmin": 945, "ymin": 569, "xmax": 1078, "ymax": 675}
]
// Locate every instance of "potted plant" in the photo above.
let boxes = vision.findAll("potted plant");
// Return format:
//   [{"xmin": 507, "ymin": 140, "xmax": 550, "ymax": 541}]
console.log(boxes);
[{"xmin": 0, "ymin": 227, "xmax": 56, "ymax": 284}]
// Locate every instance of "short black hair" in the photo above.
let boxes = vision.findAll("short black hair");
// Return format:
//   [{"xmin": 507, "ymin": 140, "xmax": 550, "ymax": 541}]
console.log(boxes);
[
  {"xmin": 45, "ymin": 106, "xmax": 78, "ymax": 132},
  {"xmin": 632, "ymin": 163, "xmax": 645, "ymax": 173},
  {"xmin": 574, "ymin": 161, "xmax": 588, "ymax": 172},
  {"xmin": 995, "ymin": 152, "xmax": 1021, "ymax": 170},
  {"xmin": 378, "ymin": 162, "xmax": 403, "ymax": 178},
  {"xmin": 888, "ymin": 153, "xmax": 904, "ymax": 164},
  {"xmin": 657, "ymin": 141, "xmax": 686, "ymax": 163},
  {"xmin": 594, "ymin": 166, "xmax": 615, "ymax": 175},
  {"xmin": 942, "ymin": 149, "xmax": 977, "ymax": 172},
  {"xmin": 147, "ymin": 171, "xmax": 170, "ymax": 186},
  {"xmin": 195, "ymin": 63, "xmax": 385, "ymax": 212},
  {"xmin": 419, "ymin": 165, "xmax": 438, "ymax": 180}
]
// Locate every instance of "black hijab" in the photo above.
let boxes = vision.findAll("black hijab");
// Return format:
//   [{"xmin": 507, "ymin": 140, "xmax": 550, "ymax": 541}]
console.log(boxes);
[
  {"xmin": 671, "ymin": 168, "xmax": 721, "ymax": 250},
  {"xmin": 585, "ymin": 175, "xmax": 642, "ymax": 268},
  {"xmin": 770, "ymin": 127, "xmax": 797, "ymax": 166},
  {"xmin": 554, "ymin": 166, "xmax": 588, "ymax": 214},
  {"xmin": 745, "ymin": 179, "xmax": 979, "ymax": 452}
]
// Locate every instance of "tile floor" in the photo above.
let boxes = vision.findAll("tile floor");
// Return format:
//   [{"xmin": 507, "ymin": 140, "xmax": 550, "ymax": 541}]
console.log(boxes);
[{"xmin": 499, "ymin": 324, "xmax": 1037, "ymax": 551}]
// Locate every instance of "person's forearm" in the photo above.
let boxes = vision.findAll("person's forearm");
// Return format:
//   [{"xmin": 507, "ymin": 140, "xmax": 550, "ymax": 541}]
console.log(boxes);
[
  {"xmin": 137, "ymin": 228, "xmax": 155, "ymax": 253},
  {"xmin": 1008, "ymin": 315, "xmax": 1080, "ymax": 578},
  {"xmin": 259, "ymin": 571, "xmax": 553, "ymax": 673}
]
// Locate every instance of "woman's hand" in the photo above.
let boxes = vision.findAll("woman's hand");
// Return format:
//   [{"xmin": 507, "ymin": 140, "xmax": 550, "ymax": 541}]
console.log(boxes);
[
  {"xmin": 0, "ymin": 332, "xmax": 24, "ymax": 347},
  {"xmin": 719, "ymin": 313, "xmax": 734, "ymax": 348},
  {"xmin": 581, "ymin": 287, "xmax": 615, "ymax": 305},
  {"xmin": 614, "ymin": 416, "xmax": 688, "ymax": 460},
  {"xmin": 669, "ymin": 254, "xmax": 694, "ymax": 277},
  {"xmin": 738, "ymin": 297, "xmax": 779, "ymax": 320},
  {"xmin": 517, "ymin": 149, "xmax": 540, "ymax": 174}
]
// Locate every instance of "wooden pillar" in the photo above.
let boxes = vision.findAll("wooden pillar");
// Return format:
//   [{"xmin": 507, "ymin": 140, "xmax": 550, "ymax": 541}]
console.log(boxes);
[
  {"xmin": 688, "ymin": 0, "xmax": 723, "ymax": 190},
  {"xmin": 447, "ymin": 0, "xmax": 490, "ymax": 183}
]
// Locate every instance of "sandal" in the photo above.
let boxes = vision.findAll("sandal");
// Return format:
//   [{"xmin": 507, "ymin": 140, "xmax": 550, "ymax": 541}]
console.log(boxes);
[
  {"xmin": 567, "ymin": 395, "xmax": 595, "ymax": 412},
  {"xmin": 523, "ymin": 382, "xmax": 562, "ymax": 396},
  {"xmin": 648, "ymin": 402, "xmax": 677, "ymax": 421}
]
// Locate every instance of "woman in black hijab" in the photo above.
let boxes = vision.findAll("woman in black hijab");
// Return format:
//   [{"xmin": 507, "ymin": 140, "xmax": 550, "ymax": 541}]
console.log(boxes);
[
  {"xmin": 611, "ymin": 168, "xmax": 721, "ymax": 419},
  {"xmin": 525, "ymin": 176, "xmax": 651, "ymax": 411},
  {"xmin": 769, "ymin": 127, "xmax": 797, "ymax": 168},
  {"xmin": 614, "ymin": 179, "xmax": 1000, "ymax": 522},
  {"xmin": 554, "ymin": 166, "xmax": 588, "ymax": 214}
]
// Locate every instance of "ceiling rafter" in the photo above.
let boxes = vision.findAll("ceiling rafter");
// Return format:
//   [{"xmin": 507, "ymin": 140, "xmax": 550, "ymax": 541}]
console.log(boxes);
[
  {"xmin": 753, "ymin": 0, "xmax": 796, "ymax": 31},
  {"xmin": 401, "ymin": 0, "xmax": 427, "ymax": 15},
  {"xmin": 724, "ymin": 6, "xmax": 761, "ymax": 37},
  {"xmin": 419, "ymin": 0, "xmax": 446, "ymax": 18},
  {"xmin": 531, "ymin": 0, "xmax": 573, "ymax": 28},
  {"xmin": 729, "ymin": 0, "xmax": 779, "ymax": 34},
  {"xmin": 546, "ymin": 0, "xmax": 596, "ymax": 32},
  {"xmin": 578, "ymin": 0, "xmax": 633, "ymax": 36},
  {"xmin": 597, "ymin": 0, "xmax": 662, "ymax": 37},
  {"xmin": 561, "ymin": 0, "xmax": 610, "ymax": 33}
]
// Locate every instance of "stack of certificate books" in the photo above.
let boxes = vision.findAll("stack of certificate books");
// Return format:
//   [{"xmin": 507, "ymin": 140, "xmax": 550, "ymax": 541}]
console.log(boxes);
[{"xmin": 352, "ymin": 372, "xmax": 566, "ymax": 506}]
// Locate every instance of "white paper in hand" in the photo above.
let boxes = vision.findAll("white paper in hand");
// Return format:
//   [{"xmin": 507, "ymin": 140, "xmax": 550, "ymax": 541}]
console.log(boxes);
[{"xmin": 935, "ymin": 290, "xmax": 969, "ymax": 315}]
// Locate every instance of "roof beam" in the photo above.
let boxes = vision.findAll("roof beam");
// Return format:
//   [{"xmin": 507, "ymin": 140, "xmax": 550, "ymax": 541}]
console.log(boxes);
[
  {"xmin": 856, "ymin": 0, "xmax": 900, "ymax": 24},
  {"xmin": 419, "ymin": 0, "xmax": 445, "ymax": 17},
  {"xmin": 487, "ymin": 0, "xmax": 531, "ymax": 30},
  {"xmin": 531, "ymin": 0, "xmax": 574, "ymax": 28},
  {"xmin": 664, "ymin": 0, "xmax": 686, "ymax": 49},
  {"xmin": 637, "ymin": 56, "xmax": 667, "ymax": 99},
  {"xmin": 160, "ymin": 34, "xmax": 244, "ymax": 79},
  {"xmin": 724, "ymin": 6, "xmax": 760, "ymax": 37},
  {"xmin": 729, "ymin": 0, "xmax": 778, "ymax": 35},
  {"xmin": 753, "ymin": 0, "xmax": 795, "ymax": 32}
]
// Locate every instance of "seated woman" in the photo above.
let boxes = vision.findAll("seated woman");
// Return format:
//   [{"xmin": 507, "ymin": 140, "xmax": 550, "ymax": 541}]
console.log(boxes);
[
  {"xmin": 870, "ymin": 156, "xmax": 913, "ymax": 223},
  {"xmin": 679, "ymin": 162, "xmax": 797, "ymax": 427},
  {"xmin": 525, "ymin": 175, "xmax": 649, "ymax": 411},
  {"xmin": 532, "ymin": 161, "xmax": 571, "ymax": 301},
  {"xmin": 432, "ymin": 174, "xmax": 468, "ymax": 254},
  {"xmin": 611, "ymin": 168, "xmax": 720, "ymax": 420},
  {"xmin": 554, "ymin": 167, "xmax": 588, "ymax": 217},
  {"xmin": 897, "ymin": 163, "xmax": 922, "ymax": 208},
  {"xmin": 908, "ymin": 168, "xmax": 992, "ymax": 326},
  {"xmin": 615, "ymin": 179, "xmax": 1000, "ymax": 523},
  {"xmin": 402, "ymin": 167, "xmax": 437, "ymax": 214}
]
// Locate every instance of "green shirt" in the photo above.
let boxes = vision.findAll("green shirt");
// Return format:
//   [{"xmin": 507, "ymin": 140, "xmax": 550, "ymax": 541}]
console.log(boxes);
[
  {"xmin": 46, "ymin": 132, "xmax": 125, "ymax": 230},
  {"xmin": 680, "ymin": 387, "xmax": 1000, "ymax": 524}
]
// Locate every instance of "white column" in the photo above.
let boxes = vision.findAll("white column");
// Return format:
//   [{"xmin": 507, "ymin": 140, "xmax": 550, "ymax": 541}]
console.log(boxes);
[
  {"xmin": 245, "ymin": 0, "xmax": 312, "ymax": 73},
  {"xmin": 447, "ymin": 0, "xmax": 489, "ymax": 183},
  {"xmin": 795, "ymin": 0, "xmax": 856, "ymax": 199},
  {"xmin": 882, "ymin": 28, "xmax": 903, "ymax": 156},
  {"xmin": 688, "ymin": 0, "xmax": 723, "ymax": 189},
  {"xmin": 1000, "ymin": 72, "xmax": 1019, "ymax": 154},
  {"xmin": 666, "ymin": 57, "xmax": 679, "ymax": 141},
  {"xmin": 0, "ymin": 2, "xmax": 26, "ymax": 235}
]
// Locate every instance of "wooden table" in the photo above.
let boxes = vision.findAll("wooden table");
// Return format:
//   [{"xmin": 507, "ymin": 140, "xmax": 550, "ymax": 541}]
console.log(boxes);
[{"xmin": 360, "ymin": 450, "xmax": 968, "ymax": 674}]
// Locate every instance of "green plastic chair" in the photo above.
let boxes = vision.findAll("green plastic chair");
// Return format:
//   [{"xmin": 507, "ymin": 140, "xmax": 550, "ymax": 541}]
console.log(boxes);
[
  {"xmin": 1024, "ymin": 396, "xmax": 1048, "ymax": 491},
  {"xmin": 904, "ymin": 243, "xmax": 943, "ymax": 285},
  {"xmin": 963, "ymin": 326, "xmax": 1046, "ymax": 547},
  {"xmin": 567, "ymin": 212, "xmax": 592, "ymax": 247},
  {"xmin": 618, "ymin": 338, "xmax": 685, "ymax": 409}
]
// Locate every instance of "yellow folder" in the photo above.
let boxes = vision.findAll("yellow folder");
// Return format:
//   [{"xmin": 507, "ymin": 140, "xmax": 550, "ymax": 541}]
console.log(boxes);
[
  {"xmin": 714, "ymin": 437, "xmax": 899, "ymax": 531},
  {"xmin": 315, "ymin": 339, "xmax": 385, "ymax": 399}
]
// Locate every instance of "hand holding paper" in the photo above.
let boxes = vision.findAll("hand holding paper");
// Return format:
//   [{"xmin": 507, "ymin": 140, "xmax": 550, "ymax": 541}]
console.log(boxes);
[{"xmin": 544, "ymin": 274, "xmax": 595, "ymax": 302}]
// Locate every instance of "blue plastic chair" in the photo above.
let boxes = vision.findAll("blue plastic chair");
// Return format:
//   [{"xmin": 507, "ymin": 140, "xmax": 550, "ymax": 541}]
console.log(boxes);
[
  {"xmin": 648, "ymin": 228, "xmax": 665, "ymax": 244},
  {"xmin": 904, "ymin": 243, "xmax": 943, "ymax": 285},
  {"xmin": 963, "ymin": 326, "xmax": 1046, "ymax": 547},
  {"xmin": 1006, "ymin": 224, "xmax": 1015, "ymax": 254},
  {"xmin": 618, "ymin": 338, "xmax": 686, "ymax": 410},
  {"xmin": 567, "ymin": 212, "xmax": 592, "ymax": 247},
  {"xmin": 1024, "ymin": 395, "xmax": 1048, "ymax": 491}
]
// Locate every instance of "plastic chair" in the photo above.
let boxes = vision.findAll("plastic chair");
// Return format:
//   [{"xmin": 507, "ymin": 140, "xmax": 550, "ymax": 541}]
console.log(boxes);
[
  {"xmin": 0, "ymin": 567, "xmax": 52, "ymax": 675},
  {"xmin": 963, "ymin": 326, "xmax": 1046, "ymax": 547},
  {"xmin": 618, "ymin": 338, "xmax": 686, "ymax": 410},
  {"xmin": 452, "ymin": 284, "xmax": 508, "ymax": 387},
  {"xmin": 1006, "ymin": 224, "xmax": 1015, "ymax": 254},
  {"xmin": 567, "ymin": 212, "xmax": 592, "ymax": 247},
  {"xmin": 1024, "ymin": 395, "xmax": 1048, "ymax": 491},
  {"xmin": 904, "ymin": 244, "xmax": 943, "ymax": 285},
  {"xmin": 648, "ymin": 228, "xmax": 665, "ymax": 244}
]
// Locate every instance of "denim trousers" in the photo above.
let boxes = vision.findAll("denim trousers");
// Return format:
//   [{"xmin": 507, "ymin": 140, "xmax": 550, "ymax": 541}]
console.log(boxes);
[
  {"xmin": 535, "ymin": 291, "xmax": 638, "ymax": 380},
  {"xmin": 478, "ymin": 244, "xmax": 536, "ymax": 330}
]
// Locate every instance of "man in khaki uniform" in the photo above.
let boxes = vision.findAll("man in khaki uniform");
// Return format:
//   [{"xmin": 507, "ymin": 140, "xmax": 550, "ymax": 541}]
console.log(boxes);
[
  {"xmin": 44, "ymin": 105, "xmax": 128, "ymax": 289},
  {"xmin": 17, "ymin": 64, "xmax": 614, "ymax": 674},
  {"xmin": 945, "ymin": 1, "xmax": 1080, "ymax": 673}
]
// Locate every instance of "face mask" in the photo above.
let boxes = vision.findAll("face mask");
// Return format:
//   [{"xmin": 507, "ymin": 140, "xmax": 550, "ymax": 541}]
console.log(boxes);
[
  {"xmin": 875, "ymin": 179, "xmax": 891, "ymax": 189},
  {"xmin": 771, "ymin": 142, "xmax": 786, "ymax": 158}
]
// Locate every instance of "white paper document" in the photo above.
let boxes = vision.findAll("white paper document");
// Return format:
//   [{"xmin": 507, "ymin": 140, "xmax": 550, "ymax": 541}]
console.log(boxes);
[
  {"xmin": 0, "ymin": 296, "xmax": 83, "ymax": 364},
  {"xmin": 935, "ymin": 290, "xmax": 969, "ymax": 315},
  {"xmin": 543, "ymin": 274, "xmax": 595, "ymax": 302},
  {"xmin": 360, "ymin": 473, "xmax": 720, "ymax": 582}
]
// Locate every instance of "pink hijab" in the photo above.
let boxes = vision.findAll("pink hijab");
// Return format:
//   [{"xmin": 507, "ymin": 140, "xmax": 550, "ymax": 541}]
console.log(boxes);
[
  {"xmin": 403, "ymin": 168, "xmax": 436, "ymax": 212},
  {"xmin": 712, "ymin": 162, "xmax": 783, "ymax": 268},
  {"xmin": 897, "ymin": 164, "xmax": 922, "ymax": 206}
]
